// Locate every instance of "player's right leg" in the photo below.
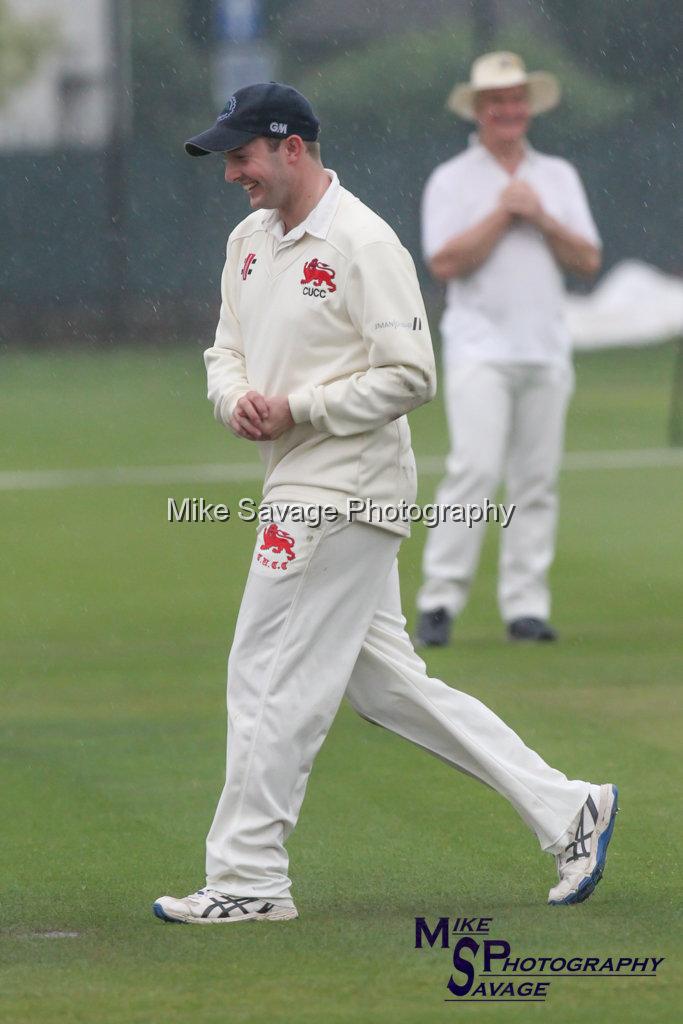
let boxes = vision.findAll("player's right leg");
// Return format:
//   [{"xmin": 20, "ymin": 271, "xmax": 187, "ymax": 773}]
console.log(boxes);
[
  {"xmin": 415, "ymin": 361, "xmax": 512, "ymax": 645},
  {"xmin": 154, "ymin": 514, "xmax": 400, "ymax": 924}
]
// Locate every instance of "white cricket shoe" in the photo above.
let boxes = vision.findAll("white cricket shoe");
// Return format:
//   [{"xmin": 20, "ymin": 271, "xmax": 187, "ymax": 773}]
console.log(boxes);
[
  {"xmin": 548, "ymin": 784, "xmax": 618, "ymax": 906},
  {"xmin": 153, "ymin": 888, "xmax": 298, "ymax": 924}
]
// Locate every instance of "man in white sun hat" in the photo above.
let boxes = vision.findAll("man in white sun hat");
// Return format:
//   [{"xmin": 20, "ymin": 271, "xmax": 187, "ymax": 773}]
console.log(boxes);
[{"xmin": 415, "ymin": 52, "xmax": 602, "ymax": 647}]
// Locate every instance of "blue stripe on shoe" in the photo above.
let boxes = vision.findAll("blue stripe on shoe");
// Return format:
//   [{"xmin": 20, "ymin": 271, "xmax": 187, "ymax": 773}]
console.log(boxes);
[
  {"xmin": 152, "ymin": 902, "xmax": 185, "ymax": 923},
  {"xmin": 595, "ymin": 785, "xmax": 619, "ymax": 873}
]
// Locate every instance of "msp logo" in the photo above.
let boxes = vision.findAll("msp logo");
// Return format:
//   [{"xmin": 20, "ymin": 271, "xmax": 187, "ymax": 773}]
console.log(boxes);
[
  {"xmin": 241, "ymin": 253, "xmax": 257, "ymax": 281},
  {"xmin": 414, "ymin": 916, "xmax": 665, "ymax": 1004},
  {"xmin": 300, "ymin": 258, "xmax": 336, "ymax": 298},
  {"xmin": 257, "ymin": 524, "xmax": 297, "ymax": 571}
]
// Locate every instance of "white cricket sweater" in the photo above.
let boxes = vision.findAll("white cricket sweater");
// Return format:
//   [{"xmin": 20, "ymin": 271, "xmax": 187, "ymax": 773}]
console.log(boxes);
[{"xmin": 204, "ymin": 178, "xmax": 436, "ymax": 535}]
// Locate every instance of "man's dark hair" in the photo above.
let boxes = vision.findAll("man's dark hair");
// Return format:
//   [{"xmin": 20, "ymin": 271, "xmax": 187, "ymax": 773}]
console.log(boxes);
[{"xmin": 265, "ymin": 137, "xmax": 321, "ymax": 161}]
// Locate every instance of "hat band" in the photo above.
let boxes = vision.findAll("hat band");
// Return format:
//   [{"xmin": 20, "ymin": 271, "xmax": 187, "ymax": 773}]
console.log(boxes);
[{"xmin": 470, "ymin": 70, "xmax": 528, "ymax": 92}]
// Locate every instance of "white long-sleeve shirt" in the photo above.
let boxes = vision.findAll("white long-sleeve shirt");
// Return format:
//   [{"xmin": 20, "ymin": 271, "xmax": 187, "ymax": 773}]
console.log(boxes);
[{"xmin": 204, "ymin": 173, "xmax": 436, "ymax": 535}]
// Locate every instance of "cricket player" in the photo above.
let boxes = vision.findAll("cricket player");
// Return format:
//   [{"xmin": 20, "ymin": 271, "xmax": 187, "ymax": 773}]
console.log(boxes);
[
  {"xmin": 414, "ymin": 52, "xmax": 602, "ymax": 647},
  {"xmin": 153, "ymin": 83, "xmax": 616, "ymax": 924}
]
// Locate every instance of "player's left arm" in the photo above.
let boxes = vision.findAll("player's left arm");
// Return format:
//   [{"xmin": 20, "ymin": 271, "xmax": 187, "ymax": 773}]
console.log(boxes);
[
  {"xmin": 536, "ymin": 214, "xmax": 601, "ymax": 277},
  {"xmin": 287, "ymin": 242, "xmax": 436, "ymax": 437}
]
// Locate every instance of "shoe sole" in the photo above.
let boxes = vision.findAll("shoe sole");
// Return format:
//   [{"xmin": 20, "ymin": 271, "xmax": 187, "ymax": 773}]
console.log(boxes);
[
  {"xmin": 548, "ymin": 784, "xmax": 618, "ymax": 906},
  {"xmin": 152, "ymin": 902, "xmax": 298, "ymax": 924}
]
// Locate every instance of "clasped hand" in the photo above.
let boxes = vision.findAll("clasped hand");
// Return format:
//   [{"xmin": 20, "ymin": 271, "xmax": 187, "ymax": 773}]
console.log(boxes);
[
  {"xmin": 499, "ymin": 180, "xmax": 546, "ymax": 228},
  {"xmin": 230, "ymin": 391, "xmax": 294, "ymax": 441}
]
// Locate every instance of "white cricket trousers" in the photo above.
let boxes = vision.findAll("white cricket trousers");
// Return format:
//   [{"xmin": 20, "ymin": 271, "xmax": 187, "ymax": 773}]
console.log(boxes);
[
  {"xmin": 417, "ymin": 361, "xmax": 574, "ymax": 622},
  {"xmin": 205, "ymin": 513, "xmax": 589, "ymax": 901}
]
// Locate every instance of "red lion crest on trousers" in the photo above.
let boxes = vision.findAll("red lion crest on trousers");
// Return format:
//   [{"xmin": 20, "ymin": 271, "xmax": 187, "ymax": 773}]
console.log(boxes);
[{"xmin": 260, "ymin": 524, "xmax": 297, "ymax": 561}]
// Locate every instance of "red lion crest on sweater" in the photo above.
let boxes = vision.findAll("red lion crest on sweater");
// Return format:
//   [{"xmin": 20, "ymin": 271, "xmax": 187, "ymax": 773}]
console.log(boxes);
[{"xmin": 300, "ymin": 259, "xmax": 336, "ymax": 292}]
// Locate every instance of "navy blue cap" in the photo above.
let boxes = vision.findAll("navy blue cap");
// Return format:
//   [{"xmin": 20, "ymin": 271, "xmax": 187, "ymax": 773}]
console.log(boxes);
[{"xmin": 185, "ymin": 82, "xmax": 320, "ymax": 156}]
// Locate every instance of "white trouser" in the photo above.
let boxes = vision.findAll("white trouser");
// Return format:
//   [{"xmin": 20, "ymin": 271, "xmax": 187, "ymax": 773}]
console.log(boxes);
[
  {"xmin": 417, "ymin": 361, "xmax": 574, "ymax": 622},
  {"xmin": 206, "ymin": 514, "xmax": 588, "ymax": 900}
]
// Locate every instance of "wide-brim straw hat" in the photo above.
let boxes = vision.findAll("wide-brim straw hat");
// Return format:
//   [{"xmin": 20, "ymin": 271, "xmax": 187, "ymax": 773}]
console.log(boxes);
[{"xmin": 447, "ymin": 51, "xmax": 561, "ymax": 120}]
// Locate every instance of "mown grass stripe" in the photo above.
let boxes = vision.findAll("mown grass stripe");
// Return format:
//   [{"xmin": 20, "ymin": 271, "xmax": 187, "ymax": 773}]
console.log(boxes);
[{"xmin": 1, "ymin": 448, "xmax": 682, "ymax": 491}]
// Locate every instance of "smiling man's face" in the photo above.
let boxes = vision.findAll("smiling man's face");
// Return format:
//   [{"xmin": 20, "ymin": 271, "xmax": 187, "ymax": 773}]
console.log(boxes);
[
  {"xmin": 223, "ymin": 136, "xmax": 290, "ymax": 211},
  {"xmin": 475, "ymin": 85, "xmax": 530, "ymax": 144}
]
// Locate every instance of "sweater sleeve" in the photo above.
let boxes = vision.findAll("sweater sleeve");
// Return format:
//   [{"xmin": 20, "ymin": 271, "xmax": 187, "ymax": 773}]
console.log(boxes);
[
  {"xmin": 288, "ymin": 242, "xmax": 436, "ymax": 436},
  {"xmin": 204, "ymin": 242, "xmax": 251, "ymax": 431}
]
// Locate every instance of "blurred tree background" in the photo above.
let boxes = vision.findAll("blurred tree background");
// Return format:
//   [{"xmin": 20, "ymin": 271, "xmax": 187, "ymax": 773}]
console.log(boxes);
[
  {"xmin": 2, "ymin": 0, "xmax": 680, "ymax": 344},
  {"xmin": 544, "ymin": 0, "xmax": 681, "ymax": 116},
  {"xmin": 0, "ymin": 0, "xmax": 55, "ymax": 105}
]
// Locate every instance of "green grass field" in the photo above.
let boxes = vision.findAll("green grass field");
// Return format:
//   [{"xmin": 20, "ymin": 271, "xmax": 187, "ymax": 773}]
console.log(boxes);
[{"xmin": 1, "ymin": 343, "xmax": 682, "ymax": 1023}]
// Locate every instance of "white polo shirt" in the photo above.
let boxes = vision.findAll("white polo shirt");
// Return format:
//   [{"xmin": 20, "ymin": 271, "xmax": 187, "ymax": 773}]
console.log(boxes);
[{"xmin": 422, "ymin": 137, "xmax": 601, "ymax": 367}]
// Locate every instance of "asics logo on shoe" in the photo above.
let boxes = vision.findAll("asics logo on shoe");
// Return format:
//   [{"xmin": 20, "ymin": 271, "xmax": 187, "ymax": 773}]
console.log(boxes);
[
  {"xmin": 201, "ymin": 896, "xmax": 275, "ymax": 919},
  {"xmin": 563, "ymin": 794, "xmax": 598, "ymax": 863}
]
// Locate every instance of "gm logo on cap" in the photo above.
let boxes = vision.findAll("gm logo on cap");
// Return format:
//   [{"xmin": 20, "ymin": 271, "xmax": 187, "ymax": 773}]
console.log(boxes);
[{"xmin": 270, "ymin": 121, "xmax": 288, "ymax": 134}]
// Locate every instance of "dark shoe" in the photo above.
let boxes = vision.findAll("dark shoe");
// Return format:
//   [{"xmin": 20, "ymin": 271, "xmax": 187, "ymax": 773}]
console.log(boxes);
[
  {"xmin": 507, "ymin": 617, "xmax": 558, "ymax": 642},
  {"xmin": 415, "ymin": 608, "xmax": 452, "ymax": 647}
]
